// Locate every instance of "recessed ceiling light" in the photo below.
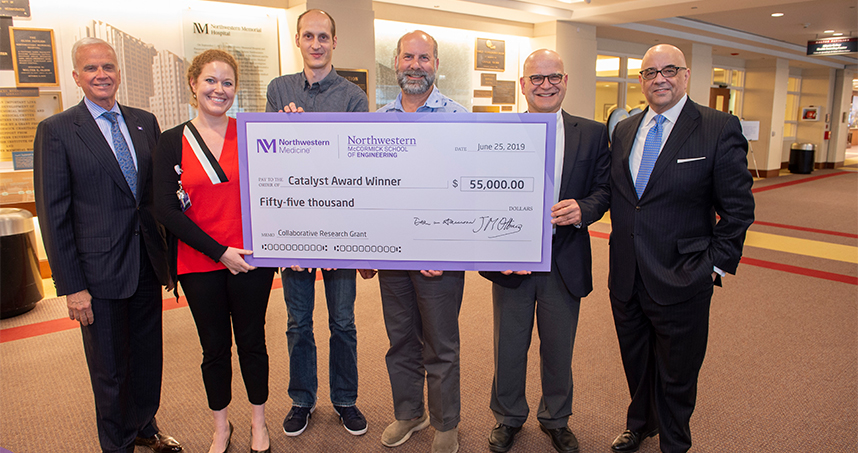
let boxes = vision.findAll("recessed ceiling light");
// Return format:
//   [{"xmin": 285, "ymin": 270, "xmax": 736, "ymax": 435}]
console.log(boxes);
[
  {"xmin": 771, "ymin": 12, "xmax": 784, "ymax": 17},
  {"xmin": 824, "ymin": 30, "xmax": 835, "ymax": 33},
  {"xmin": 833, "ymin": 33, "xmax": 844, "ymax": 36}
]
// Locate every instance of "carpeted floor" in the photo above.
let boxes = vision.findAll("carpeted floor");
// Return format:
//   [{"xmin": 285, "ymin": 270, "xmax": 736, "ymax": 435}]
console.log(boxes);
[{"xmin": 1, "ymin": 169, "xmax": 856, "ymax": 453}]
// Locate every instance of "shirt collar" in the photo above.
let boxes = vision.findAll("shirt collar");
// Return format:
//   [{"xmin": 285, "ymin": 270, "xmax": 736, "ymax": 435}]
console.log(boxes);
[
  {"xmin": 84, "ymin": 97, "xmax": 121, "ymax": 120},
  {"xmin": 643, "ymin": 94, "xmax": 687, "ymax": 127},
  {"xmin": 392, "ymin": 86, "xmax": 444, "ymax": 111},
  {"xmin": 302, "ymin": 66, "xmax": 339, "ymax": 92}
]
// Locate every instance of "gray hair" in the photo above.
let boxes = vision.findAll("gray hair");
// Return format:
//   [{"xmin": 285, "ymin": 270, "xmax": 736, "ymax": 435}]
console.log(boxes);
[{"xmin": 71, "ymin": 37, "xmax": 115, "ymax": 70}]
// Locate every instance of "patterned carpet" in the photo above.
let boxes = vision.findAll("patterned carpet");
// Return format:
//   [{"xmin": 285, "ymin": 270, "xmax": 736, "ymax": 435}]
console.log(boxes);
[{"xmin": 1, "ymin": 169, "xmax": 855, "ymax": 453}]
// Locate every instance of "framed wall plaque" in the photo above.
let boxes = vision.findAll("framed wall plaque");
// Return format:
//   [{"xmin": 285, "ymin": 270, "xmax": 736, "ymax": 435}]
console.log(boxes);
[
  {"xmin": 475, "ymin": 38, "xmax": 505, "ymax": 71},
  {"xmin": 1, "ymin": 88, "xmax": 62, "ymax": 162},
  {"xmin": 473, "ymin": 89, "xmax": 492, "ymax": 98},
  {"xmin": 492, "ymin": 80, "xmax": 516, "ymax": 105},
  {"xmin": 1, "ymin": 17, "xmax": 13, "ymax": 70},
  {"xmin": 10, "ymin": 27, "xmax": 58, "ymax": 87},
  {"xmin": 336, "ymin": 68, "xmax": 369, "ymax": 96},
  {"xmin": 1, "ymin": 0, "xmax": 30, "ymax": 18},
  {"xmin": 480, "ymin": 73, "xmax": 497, "ymax": 86}
]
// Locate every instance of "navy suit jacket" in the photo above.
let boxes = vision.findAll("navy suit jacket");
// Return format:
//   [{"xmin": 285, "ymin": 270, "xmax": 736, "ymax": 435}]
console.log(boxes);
[
  {"xmin": 34, "ymin": 99, "xmax": 170, "ymax": 299},
  {"xmin": 608, "ymin": 99, "xmax": 755, "ymax": 305},
  {"xmin": 482, "ymin": 111, "xmax": 611, "ymax": 298}
]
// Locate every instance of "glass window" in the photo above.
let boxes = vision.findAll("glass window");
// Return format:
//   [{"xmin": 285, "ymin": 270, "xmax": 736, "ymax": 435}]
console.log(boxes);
[
  {"xmin": 787, "ymin": 76, "xmax": 801, "ymax": 92},
  {"xmin": 595, "ymin": 82, "xmax": 619, "ymax": 122},
  {"xmin": 731, "ymin": 69, "xmax": 744, "ymax": 87},
  {"xmin": 626, "ymin": 82, "xmax": 647, "ymax": 111},
  {"xmin": 712, "ymin": 68, "xmax": 727, "ymax": 85},
  {"xmin": 729, "ymin": 90, "xmax": 742, "ymax": 117},
  {"xmin": 596, "ymin": 55, "xmax": 620, "ymax": 78},
  {"xmin": 627, "ymin": 58, "xmax": 642, "ymax": 79},
  {"xmin": 785, "ymin": 93, "xmax": 799, "ymax": 122},
  {"xmin": 784, "ymin": 123, "xmax": 797, "ymax": 138}
]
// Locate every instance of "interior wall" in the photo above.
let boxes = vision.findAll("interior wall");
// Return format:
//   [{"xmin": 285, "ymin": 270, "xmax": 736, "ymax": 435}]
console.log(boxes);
[
  {"xmin": 555, "ymin": 21, "xmax": 597, "ymax": 119},
  {"xmin": 829, "ymin": 68, "xmax": 856, "ymax": 166},
  {"xmin": 687, "ymin": 43, "xmax": 713, "ymax": 105},
  {"xmin": 794, "ymin": 67, "xmax": 835, "ymax": 165},
  {"xmin": 744, "ymin": 58, "xmax": 789, "ymax": 175}
]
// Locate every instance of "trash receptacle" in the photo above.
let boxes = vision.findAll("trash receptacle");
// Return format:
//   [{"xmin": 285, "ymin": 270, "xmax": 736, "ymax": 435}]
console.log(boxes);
[
  {"xmin": 788, "ymin": 143, "xmax": 815, "ymax": 174},
  {"xmin": 0, "ymin": 208, "xmax": 44, "ymax": 318}
]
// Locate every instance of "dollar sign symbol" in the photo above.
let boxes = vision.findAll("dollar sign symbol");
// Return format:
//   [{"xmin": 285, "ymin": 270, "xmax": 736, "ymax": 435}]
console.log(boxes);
[{"xmin": 452, "ymin": 179, "xmax": 458, "ymax": 188}]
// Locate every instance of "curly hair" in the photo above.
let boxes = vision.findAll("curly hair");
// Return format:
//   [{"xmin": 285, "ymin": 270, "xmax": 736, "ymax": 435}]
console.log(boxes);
[{"xmin": 187, "ymin": 49, "xmax": 239, "ymax": 108}]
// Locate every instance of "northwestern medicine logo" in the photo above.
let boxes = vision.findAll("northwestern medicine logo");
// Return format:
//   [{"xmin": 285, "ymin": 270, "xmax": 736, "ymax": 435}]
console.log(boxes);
[
  {"xmin": 193, "ymin": 22, "xmax": 263, "ymax": 36},
  {"xmin": 257, "ymin": 138, "xmax": 330, "ymax": 154}
]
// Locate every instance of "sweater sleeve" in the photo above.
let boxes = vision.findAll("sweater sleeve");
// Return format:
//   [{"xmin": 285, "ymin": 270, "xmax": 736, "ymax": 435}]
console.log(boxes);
[{"xmin": 152, "ymin": 124, "xmax": 228, "ymax": 263}]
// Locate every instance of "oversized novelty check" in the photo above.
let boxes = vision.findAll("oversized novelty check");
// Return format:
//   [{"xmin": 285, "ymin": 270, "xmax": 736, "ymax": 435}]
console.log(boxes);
[{"xmin": 237, "ymin": 112, "xmax": 556, "ymax": 271}]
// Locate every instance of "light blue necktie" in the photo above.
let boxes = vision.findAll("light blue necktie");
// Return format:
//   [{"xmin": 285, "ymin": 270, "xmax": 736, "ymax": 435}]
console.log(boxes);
[
  {"xmin": 635, "ymin": 114, "xmax": 666, "ymax": 198},
  {"xmin": 102, "ymin": 112, "xmax": 137, "ymax": 197}
]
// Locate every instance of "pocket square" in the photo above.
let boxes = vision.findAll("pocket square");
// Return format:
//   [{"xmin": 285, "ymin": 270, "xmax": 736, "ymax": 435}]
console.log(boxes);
[{"xmin": 677, "ymin": 157, "xmax": 705, "ymax": 163}]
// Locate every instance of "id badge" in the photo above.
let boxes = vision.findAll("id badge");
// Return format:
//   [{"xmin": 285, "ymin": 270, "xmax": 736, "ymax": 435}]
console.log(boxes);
[{"xmin": 177, "ymin": 182, "xmax": 191, "ymax": 212}]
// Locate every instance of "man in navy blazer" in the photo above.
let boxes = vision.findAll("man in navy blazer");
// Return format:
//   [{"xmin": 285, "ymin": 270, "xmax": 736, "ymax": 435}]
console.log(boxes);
[
  {"xmin": 607, "ymin": 44, "xmax": 754, "ymax": 453},
  {"xmin": 34, "ymin": 38, "xmax": 181, "ymax": 453},
  {"xmin": 482, "ymin": 49, "xmax": 610, "ymax": 453}
]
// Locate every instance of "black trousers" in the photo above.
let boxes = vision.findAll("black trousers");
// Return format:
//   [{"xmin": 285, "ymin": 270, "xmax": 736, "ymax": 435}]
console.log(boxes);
[
  {"xmin": 179, "ymin": 267, "xmax": 276, "ymax": 410},
  {"xmin": 81, "ymin": 246, "xmax": 162, "ymax": 453},
  {"xmin": 490, "ymin": 258, "xmax": 581, "ymax": 429},
  {"xmin": 610, "ymin": 269, "xmax": 713, "ymax": 453}
]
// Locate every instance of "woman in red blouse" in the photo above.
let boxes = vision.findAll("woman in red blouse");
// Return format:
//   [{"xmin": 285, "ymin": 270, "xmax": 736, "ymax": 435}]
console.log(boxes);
[{"xmin": 154, "ymin": 49, "xmax": 273, "ymax": 453}]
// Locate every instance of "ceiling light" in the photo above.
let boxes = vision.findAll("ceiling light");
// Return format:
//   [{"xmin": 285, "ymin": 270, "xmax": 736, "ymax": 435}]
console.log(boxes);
[
  {"xmin": 833, "ymin": 33, "xmax": 844, "ymax": 36},
  {"xmin": 771, "ymin": 12, "xmax": 784, "ymax": 17},
  {"xmin": 824, "ymin": 30, "xmax": 835, "ymax": 33}
]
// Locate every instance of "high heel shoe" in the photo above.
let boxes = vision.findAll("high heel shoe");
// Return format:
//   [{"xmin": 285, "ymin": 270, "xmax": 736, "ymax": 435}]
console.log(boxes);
[
  {"xmin": 250, "ymin": 423, "xmax": 270, "ymax": 453},
  {"xmin": 215, "ymin": 422, "xmax": 234, "ymax": 453}
]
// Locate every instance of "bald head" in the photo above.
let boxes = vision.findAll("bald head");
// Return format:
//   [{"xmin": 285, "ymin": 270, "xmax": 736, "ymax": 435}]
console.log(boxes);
[
  {"xmin": 297, "ymin": 9, "xmax": 335, "ymax": 37},
  {"xmin": 396, "ymin": 30, "xmax": 438, "ymax": 60},
  {"xmin": 642, "ymin": 44, "xmax": 687, "ymax": 68},
  {"xmin": 520, "ymin": 49, "xmax": 567, "ymax": 113},
  {"xmin": 523, "ymin": 49, "xmax": 564, "ymax": 76},
  {"xmin": 639, "ymin": 44, "xmax": 689, "ymax": 114}
]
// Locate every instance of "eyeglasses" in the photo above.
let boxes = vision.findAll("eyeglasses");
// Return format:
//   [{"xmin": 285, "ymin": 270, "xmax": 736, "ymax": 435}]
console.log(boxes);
[
  {"xmin": 527, "ymin": 73, "xmax": 565, "ymax": 85},
  {"xmin": 639, "ymin": 65, "xmax": 686, "ymax": 80}
]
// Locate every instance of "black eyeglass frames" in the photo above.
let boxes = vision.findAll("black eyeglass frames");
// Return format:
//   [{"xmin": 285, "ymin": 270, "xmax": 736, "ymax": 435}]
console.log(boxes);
[
  {"xmin": 639, "ymin": 65, "xmax": 686, "ymax": 80},
  {"xmin": 528, "ymin": 73, "xmax": 565, "ymax": 85}
]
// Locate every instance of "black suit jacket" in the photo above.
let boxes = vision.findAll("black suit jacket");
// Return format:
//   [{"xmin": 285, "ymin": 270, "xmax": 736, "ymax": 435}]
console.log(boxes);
[
  {"xmin": 34, "ymin": 99, "xmax": 170, "ymax": 299},
  {"xmin": 481, "ymin": 111, "xmax": 611, "ymax": 298},
  {"xmin": 608, "ymin": 99, "xmax": 755, "ymax": 305}
]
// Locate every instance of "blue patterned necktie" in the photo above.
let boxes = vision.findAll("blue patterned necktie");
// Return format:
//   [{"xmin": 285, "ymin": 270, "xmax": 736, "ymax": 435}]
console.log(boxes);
[
  {"xmin": 635, "ymin": 114, "xmax": 666, "ymax": 198},
  {"xmin": 102, "ymin": 112, "xmax": 137, "ymax": 197}
]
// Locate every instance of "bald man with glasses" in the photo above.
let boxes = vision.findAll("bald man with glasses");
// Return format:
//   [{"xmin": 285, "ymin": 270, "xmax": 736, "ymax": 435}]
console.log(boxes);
[
  {"xmin": 607, "ymin": 44, "xmax": 754, "ymax": 453},
  {"xmin": 480, "ymin": 49, "xmax": 610, "ymax": 453}
]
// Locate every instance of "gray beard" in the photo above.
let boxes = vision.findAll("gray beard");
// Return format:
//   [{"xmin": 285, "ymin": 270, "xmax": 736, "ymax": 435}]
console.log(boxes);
[{"xmin": 397, "ymin": 70, "xmax": 435, "ymax": 95}]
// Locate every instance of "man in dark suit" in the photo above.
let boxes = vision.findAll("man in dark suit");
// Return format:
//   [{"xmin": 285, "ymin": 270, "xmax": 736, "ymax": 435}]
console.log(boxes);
[
  {"xmin": 482, "ymin": 49, "xmax": 610, "ymax": 453},
  {"xmin": 607, "ymin": 44, "xmax": 754, "ymax": 453},
  {"xmin": 34, "ymin": 38, "xmax": 182, "ymax": 453}
]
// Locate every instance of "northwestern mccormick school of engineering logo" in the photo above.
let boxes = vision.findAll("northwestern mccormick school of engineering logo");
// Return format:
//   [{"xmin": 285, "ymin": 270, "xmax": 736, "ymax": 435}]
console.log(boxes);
[{"xmin": 256, "ymin": 138, "xmax": 331, "ymax": 154}]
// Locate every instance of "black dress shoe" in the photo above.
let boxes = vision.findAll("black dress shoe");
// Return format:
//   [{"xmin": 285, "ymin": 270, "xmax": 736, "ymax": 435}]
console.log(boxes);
[
  {"xmin": 538, "ymin": 423, "xmax": 579, "ymax": 453},
  {"xmin": 488, "ymin": 423, "xmax": 522, "ymax": 452},
  {"xmin": 134, "ymin": 432, "xmax": 183, "ymax": 453},
  {"xmin": 610, "ymin": 428, "xmax": 658, "ymax": 453}
]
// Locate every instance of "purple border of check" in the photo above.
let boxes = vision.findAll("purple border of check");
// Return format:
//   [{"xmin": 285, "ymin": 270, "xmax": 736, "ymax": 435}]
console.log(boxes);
[{"xmin": 236, "ymin": 111, "xmax": 556, "ymax": 272}]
